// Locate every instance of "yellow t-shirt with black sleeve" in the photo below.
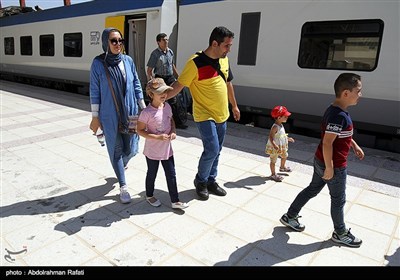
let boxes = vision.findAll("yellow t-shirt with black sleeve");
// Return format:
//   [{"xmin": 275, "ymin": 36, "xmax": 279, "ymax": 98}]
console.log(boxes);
[{"xmin": 178, "ymin": 52, "xmax": 231, "ymax": 123}]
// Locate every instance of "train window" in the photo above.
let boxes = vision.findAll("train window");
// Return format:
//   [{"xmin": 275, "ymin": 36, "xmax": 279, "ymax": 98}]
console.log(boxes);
[
  {"xmin": 20, "ymin": 36, "xmax": 32, "ymax": 56},
  {"xmin": 298, "ymin": 19, "xmax": 384, "ymax": 71},
  {"xmin": 40, "ymin": 34, "xmax": 55, "ymax": 56},
  {"xmin": 4, "ymin": 37, "xmax": 14, "ymax": 55},
  {"xmin": 238, "ymin": 12, "xmax": 261, "ymax": 66},
  {"xmin": 64, "ymin": 33, "xmax": 82, "ymax": 57}
]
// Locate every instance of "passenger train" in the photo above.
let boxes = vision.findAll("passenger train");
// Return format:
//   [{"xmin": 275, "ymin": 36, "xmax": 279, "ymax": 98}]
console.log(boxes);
[{"xmin": 1, "ymin": 0, "xmax": 399, "ymax": 152}]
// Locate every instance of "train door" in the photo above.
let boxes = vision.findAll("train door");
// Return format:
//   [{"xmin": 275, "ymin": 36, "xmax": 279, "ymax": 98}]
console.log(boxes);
[{"xmin": 127, "ymin": 18, "xmax": 147, "ymax": 89}]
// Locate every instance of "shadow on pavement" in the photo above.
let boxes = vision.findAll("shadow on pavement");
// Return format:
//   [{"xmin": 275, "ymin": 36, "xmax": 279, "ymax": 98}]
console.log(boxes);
[
  {"xmin": 214, "ymin": 226, "xmax": 334, "ymax": 266},
  {"xmin": 53, "ymin": 188, "xmax": 200, "ymax": 235},
  {"xmin": 384, "ymin": 246, "xmax": 400, "ymax": 266},
  {"xmin": 0, "ymin": 178, "xmax": 117, "ymax": 219}
]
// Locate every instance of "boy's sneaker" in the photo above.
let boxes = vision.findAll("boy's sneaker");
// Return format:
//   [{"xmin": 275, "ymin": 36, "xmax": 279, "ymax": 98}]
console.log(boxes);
[
  {"xmin": 280, "ymin": 213, "xmax": 305, "ymax": 232},
  {"xmin": 119, "ymin": 186, "xmax": 131, "ymax": 204},
  {"xmin": 331, "ymin": 228, "xmax": 362, "ymax": 248}
]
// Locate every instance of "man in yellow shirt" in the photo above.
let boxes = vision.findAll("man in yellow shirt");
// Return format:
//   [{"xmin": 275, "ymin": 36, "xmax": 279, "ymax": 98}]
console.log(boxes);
[{"xmin": 167, "ymin": 26, "xmax": 240, "ymax": 200}]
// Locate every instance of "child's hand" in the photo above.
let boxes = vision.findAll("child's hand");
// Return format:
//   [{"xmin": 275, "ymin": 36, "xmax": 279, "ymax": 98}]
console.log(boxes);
[
  {"xmin": 170, "ymin": 132, "xmax": 176, "ymax": 140},
  {"xmin": 353, "ymin": 146, "xmax": 364, "ymax": 160},
  {"xmin": 159, "ymin": 134, "xmax": 170, "ymax": 141},
  {"xmin": 288, "ymin": 137, "xmax": 295, "ymax": 143},
  {"xmin": 322, "ymin": 167, "xmax": 334, "ymax": 181}
]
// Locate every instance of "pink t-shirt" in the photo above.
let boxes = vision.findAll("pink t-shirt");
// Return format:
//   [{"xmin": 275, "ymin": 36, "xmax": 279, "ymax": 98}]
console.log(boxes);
[{"xmin": 138, "ymin": 102, "xmax": 174, "ymax": 160}]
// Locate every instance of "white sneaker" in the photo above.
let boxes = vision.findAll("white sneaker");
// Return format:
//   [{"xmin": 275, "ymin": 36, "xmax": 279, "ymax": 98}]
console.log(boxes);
[
  {"xmin": 171, "ymin": 201, "xmax": 188, "ymax": 209},
  {"xmin": 146, "ymin": 196, "xmax": 161, "ymax": 207},
  {"xmin": 119, "ymin": 186, "xmax": 131, "ymax": 204}
]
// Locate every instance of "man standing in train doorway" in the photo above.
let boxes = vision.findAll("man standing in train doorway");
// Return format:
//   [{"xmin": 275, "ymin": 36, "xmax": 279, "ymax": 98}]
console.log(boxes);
[
  {"xmin": 166, "ymin": 26, "xmax": 240, "ymax": 200},
  {"xmin": 146, "ymin": 33, "xmax": 188, "ymax": 129}
]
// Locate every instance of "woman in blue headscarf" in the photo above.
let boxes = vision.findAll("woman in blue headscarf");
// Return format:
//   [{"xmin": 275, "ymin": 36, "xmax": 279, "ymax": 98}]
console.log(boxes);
[{"xmin": 89, "ymin": 27, "xmax": 146, "ymax": 203}]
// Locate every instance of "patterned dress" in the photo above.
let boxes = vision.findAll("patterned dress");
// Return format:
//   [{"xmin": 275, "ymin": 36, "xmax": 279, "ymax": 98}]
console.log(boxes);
[{"xmin": 265, "ymin": 123, "xmax": 289, "ymax": 157}]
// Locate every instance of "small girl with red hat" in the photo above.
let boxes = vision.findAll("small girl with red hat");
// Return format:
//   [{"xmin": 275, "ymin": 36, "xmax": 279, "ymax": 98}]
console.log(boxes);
[{"xmin": 265, "ymin": 106, "xmax": 295, "ymax": 182}]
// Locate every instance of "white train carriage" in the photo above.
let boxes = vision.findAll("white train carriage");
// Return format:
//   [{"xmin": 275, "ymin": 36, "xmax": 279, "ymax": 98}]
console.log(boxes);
[
  {"xmin": 0, "ymin": 0, "xmax": 177, "ymax": 90},
  {"xmin": 1, "ymin": 0, "xmax": 399, "ymax": 151},
  {"xmin": 176, "ymin": 0, "xmax": 399, "ymax": 146}
]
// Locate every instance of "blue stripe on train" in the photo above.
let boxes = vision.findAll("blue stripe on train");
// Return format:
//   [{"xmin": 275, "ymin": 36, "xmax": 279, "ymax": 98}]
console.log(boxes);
[
  {"xmin": 179, "ymin": 0, "xmax": 223, "ymax": 5},
  {"xmin": 0, "ymin": 0, "xmax": 164, "ymax": 27}
]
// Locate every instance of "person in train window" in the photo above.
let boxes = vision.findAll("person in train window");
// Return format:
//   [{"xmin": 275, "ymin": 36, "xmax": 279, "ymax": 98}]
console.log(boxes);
[
  {"xmin": 280, "ymin": 73, "xmax": 364, "ymax": 248},
  {"xmin": 166, "ymin": 26, "xmax": 240, "ymax": 201},
  {"xmin": 89, "ymin": 27, "xmax": 146, "ymax": 204},
  {"xmin": 136, "ymin": 78, "xmax": 188, "ymax": 210},
  {"xmin": 265, "ymin": 105, "xmax": 295, "ymax": 182},
  {"xmin": 146, "ymin": 33, "xmax": 188, "ymax": 129}
]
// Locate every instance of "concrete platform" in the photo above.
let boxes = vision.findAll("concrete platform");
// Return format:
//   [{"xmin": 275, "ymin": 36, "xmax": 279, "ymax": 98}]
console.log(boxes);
[{"xmin": 1, "ymin": 81, "xmax": 399, "ymax": 268}]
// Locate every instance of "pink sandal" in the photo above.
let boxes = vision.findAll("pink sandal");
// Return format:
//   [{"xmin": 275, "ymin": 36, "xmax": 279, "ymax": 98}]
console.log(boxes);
[{"xmin": 270, "ymin": 174, "xmax": 283, "ymax": 182}]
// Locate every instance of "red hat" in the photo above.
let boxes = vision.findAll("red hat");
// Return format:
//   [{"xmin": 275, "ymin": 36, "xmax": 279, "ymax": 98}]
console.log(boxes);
[{"xmin": 271, "ymin": 105, "xmax": 291, "ymax": 118}]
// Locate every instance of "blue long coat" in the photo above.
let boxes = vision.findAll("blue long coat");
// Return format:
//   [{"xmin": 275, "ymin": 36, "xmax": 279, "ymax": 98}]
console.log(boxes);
[{"xmin": 90, "ymin": 54, "xmax": 144, "ymax": 163}]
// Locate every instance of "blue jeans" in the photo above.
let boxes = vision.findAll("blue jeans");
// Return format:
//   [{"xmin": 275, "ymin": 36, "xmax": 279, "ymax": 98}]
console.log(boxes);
[
  {"xmin": 112, "ymin": 134, "xmax": 135, "ymax": 188},
  {"xmin": 287, "ymin": 158, "xmax": 347, "ymax": 234},
  {"xmin": 195, "ymin": 120, "xmax": 227, "ymax": 184},
  {"xmin": 145, "ymin": 156, "xmax": 179, "ymax": 203}
]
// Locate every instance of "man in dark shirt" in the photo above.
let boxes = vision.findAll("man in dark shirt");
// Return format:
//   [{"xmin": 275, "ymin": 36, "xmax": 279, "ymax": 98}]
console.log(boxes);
[{"xmin": 147, "ymin": 33, "xmax": 188, "ymax": 129}]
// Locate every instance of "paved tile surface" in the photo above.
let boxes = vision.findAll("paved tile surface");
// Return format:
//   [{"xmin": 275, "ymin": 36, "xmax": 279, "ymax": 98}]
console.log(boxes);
[{"xmin": 1, "ymin": 81, "xmax": 399, "ymax": 267}]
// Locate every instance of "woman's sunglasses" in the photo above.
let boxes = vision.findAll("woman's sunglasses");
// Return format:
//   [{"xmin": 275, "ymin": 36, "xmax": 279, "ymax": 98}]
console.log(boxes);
[{"xmin": 109, "ymin": 38, "xmax": 125, "ymax": 46}]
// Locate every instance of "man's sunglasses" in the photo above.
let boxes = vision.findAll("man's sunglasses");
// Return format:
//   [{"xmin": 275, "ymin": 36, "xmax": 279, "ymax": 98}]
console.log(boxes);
[{"xmin": 110, "ymin": 38, "xmax": 125, "ymax": 46}]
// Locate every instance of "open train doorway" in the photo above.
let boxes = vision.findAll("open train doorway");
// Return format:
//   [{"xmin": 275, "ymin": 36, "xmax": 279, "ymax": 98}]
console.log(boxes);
[{"xmin": 127, "ymin": 18, "xmax": 147, "ymax": 89}]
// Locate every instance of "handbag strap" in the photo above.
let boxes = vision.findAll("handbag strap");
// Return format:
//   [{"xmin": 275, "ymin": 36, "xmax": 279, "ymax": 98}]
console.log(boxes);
[{"xmin": 102, "ymin": 61, "xmax": 122, "ymax": 119}]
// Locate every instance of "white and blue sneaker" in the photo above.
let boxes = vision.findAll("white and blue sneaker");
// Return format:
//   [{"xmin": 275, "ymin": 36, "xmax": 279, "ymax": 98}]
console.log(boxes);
[
  {"xmin": 331, "ymin": 228, "xmax": 362, "ymax": 248},
  {"xmin": 280, "ymin": 213, "xmax": 305, "ymax": 232},
  {"xmin": 119, "ymin": 186, "xmax": 131, "ymax": 204}
]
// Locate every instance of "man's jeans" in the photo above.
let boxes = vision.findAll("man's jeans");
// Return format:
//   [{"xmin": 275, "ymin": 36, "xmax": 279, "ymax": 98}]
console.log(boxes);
[
  {"xmin": 287, "ymin": 158, "xmax": 347, "ymax": 234},
  {"xmin": 195, "ymin": 120, "xmax": 227, "ymax": 184}
]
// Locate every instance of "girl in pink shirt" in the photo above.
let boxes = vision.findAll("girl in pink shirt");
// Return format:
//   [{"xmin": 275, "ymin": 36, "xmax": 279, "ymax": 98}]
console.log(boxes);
[{"xmin": 137, "ymin": 78, "xmax": 188, "ymax": 209}]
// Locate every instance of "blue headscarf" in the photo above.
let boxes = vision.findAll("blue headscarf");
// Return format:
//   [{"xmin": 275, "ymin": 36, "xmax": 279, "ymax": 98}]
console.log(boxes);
[
  {"xmin": 99, "ymin": 28, "xmax": 129, "ymax": 132},
  {"xmin": 102, "ymin": 27, "xmax": 123, "ymax": 66}
]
